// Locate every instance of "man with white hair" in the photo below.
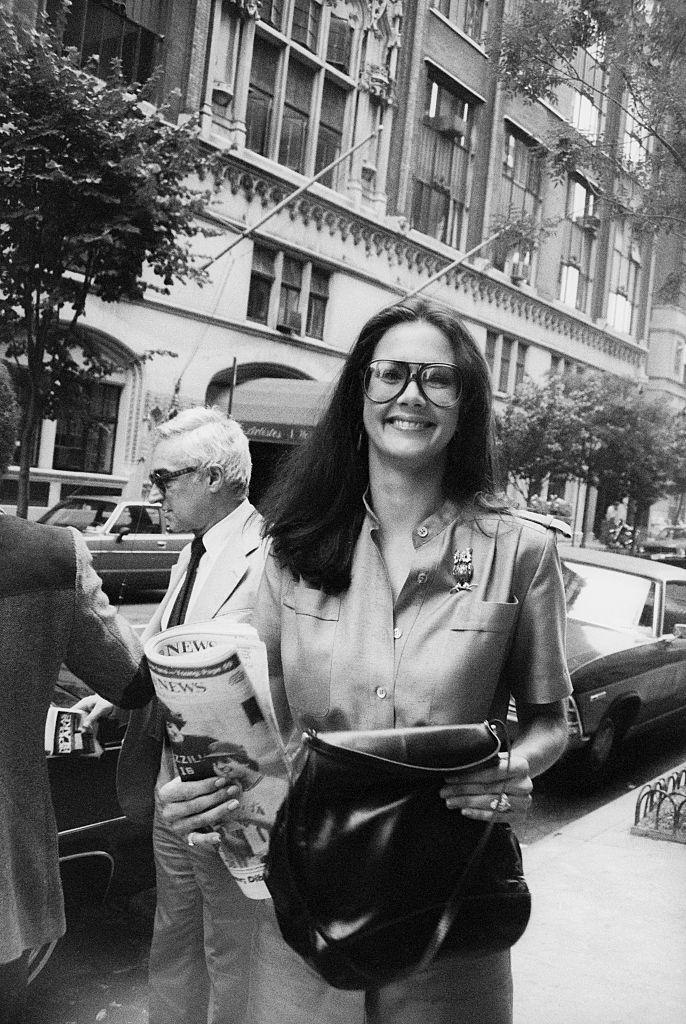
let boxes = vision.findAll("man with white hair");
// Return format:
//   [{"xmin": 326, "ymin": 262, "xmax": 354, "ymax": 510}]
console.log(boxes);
[{"xmin": 81, "ymin": 407, "xmax": 265, "ymax": 1024}]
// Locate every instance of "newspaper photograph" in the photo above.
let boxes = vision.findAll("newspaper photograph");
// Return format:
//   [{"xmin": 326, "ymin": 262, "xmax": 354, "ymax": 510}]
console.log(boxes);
[{"xmin": 145, "ymin": 621, "xmax": 290, "ymax": 899}]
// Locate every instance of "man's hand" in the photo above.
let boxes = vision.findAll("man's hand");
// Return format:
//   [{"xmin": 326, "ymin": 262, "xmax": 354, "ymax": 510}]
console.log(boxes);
[
  {"xmin": 72, "ymin": 695, "xmax": 115, "ymax": 731},
  {"xmin": 157, "ymin": 776, "xmax": 242, "ymax": 851}
]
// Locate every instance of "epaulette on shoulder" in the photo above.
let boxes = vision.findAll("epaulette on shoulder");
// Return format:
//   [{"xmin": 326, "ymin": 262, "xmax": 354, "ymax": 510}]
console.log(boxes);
[{"xmin": 512, "ymin": 508, "xmax": 573, "ymax": 539}]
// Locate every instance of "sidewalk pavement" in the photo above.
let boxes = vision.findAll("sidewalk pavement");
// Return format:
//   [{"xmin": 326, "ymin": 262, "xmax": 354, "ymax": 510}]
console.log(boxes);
[{"xmin": 513, "ymin": 774, "xmax": 686, "ymax": 1024}]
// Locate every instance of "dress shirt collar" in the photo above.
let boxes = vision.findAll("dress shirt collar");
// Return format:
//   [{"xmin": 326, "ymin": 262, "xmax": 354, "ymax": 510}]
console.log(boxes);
[
  {"xmin": 199, "ymin": 498, "xmax": 252, "ymax": 560},
  {"xmin": 362, "ymin": 487, "xmax": 462, "ymax": 547}
]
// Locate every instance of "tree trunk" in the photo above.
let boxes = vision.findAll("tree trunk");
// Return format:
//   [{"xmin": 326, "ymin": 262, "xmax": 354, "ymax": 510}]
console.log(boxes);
[{"xmin": 15, "ymin": 391, "xmax": 41, "ymax": 519}]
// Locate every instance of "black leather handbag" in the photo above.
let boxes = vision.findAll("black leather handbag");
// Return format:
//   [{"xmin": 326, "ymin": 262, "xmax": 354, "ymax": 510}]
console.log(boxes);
[{"xmin": 264, "ymin": 722, "xmax": 531, "ymax": 990}]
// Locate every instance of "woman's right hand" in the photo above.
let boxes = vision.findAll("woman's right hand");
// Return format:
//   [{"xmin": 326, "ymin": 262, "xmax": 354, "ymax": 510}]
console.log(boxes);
[{"xmin": 157, "ymin": 776, "xmax": 242, "ymax": 851}]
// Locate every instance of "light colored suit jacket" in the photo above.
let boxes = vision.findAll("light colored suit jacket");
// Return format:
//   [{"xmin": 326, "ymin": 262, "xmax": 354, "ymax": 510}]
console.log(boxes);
[{"xmin": 117, "ymin": 500, "xmax": 266, "ymax": 822}]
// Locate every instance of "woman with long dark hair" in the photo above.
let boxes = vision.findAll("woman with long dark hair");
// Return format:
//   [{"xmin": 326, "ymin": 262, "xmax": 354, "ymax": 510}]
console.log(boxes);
[{"xmin": 159, "ymin": 296, "xmax": 572, "ymax": 1024}]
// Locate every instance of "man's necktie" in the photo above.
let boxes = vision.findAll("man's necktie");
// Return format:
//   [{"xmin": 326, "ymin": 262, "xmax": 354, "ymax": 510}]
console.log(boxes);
[{"xmin": 167, "ymin": 535, "xmax": 205, "ymax": 627}]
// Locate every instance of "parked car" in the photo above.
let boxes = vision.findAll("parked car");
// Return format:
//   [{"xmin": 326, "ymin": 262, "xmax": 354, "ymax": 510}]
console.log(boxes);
[
  {"xmin": 37, "ymin": 495, "xmax": 192, "ymax": 596},
  {"xmin": 638, "ymin": 525, "xmax": 686, "ymax": 570},
  {"xmin": 511, "ymin": 546, "xmax": 686, "ymax": 787}
]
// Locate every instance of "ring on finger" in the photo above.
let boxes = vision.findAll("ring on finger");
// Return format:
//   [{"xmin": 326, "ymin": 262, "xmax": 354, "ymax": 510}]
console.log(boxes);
[
  {"xmin": 490, "ymin": 794, "xmax": 512, "ymax": 813},
  {"xmin": 187, "ymin": 833, "xmax": 196, "ymax": 847}
]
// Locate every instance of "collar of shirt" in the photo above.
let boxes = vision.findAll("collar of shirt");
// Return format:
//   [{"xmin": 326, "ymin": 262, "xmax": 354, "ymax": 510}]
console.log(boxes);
[
  {"xmin": 361, "ymin": 487, "xmax": 462, "ymax": 547},
  {"xmin": 162, "ymin": 498, "xmax": 251, "ymax": 628}
]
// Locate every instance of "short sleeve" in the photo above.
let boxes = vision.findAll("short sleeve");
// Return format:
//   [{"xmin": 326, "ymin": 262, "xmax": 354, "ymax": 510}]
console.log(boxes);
[
  {"xmin": 507, "ymin": 529, "xmax": 573, "ymax": 706},
  {"xmin": 252, "ymin": 548, "xmax": 294, "ymax": 738}
]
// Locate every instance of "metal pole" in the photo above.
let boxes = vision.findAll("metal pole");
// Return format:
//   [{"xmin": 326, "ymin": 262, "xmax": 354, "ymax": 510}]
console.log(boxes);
[
  {"xmin": 200, "ymin": 126, "xmax": 383, "ymax": 271},
  {"xmin": 402, "ymin": 223, "xmax": 513, "ymax": 300},
  {"xmin": 227, "ymin": 356, "xmax": 238, "ymax": 415}
]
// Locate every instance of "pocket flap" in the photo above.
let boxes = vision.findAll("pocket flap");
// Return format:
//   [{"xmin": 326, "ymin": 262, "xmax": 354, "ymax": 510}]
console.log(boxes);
[
  {"xmin": 449, "ymin": 598, "xmax": 518, "ymax": 633},
  {"xmin": 283, "ymin": 587, "xmax": 341, "ymax": 620}
]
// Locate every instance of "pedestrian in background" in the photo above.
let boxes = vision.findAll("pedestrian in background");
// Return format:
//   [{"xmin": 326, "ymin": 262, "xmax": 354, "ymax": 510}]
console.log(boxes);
[
  {"xmin": 0, "ymin": 362, "xmax": 153, "ymax": 1024},
  {"xmin": 79, "ymin": 407, "xmax": 265, "ymax": 1024},
  {"xmin": 157, "ymin": 297, "xmax": 572, "ymax": 1024}
]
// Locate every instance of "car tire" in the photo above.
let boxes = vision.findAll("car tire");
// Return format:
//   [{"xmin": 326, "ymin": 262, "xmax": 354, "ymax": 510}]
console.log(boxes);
[{"xmin": 575, "ymin": 715, "xmax": 618, "ymax": 789}]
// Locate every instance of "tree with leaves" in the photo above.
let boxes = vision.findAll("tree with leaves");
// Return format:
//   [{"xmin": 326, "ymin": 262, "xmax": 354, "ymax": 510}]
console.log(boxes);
[
  {"xmin": 494, "ymin": 0, "xmax": 686, "ymax": 236},
  {"xmin": 0, "ymin": 8, "xmax": 221, "ymax": 516},
  {"xmin": 497, "ymin": 370, "xmax": 679, "ymax": 542}
]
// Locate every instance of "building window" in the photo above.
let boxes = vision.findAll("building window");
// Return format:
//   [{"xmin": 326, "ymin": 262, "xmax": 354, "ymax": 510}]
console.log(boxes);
[
  {"xmin": 487, "ymin": 333, "xmax": 528, "ymax": 395},
  {"xmin": 246, "ymin": 246, "xmax": 275, "ymax": 325},
  {"xmin": 306, "ymin": 267, "xmax": 329, "ymax": 338},
  {"xmin": 434, "ymin": 0, "xmax": 487, "ymax": 41},
  {"xmin": 244, "ymin": 1, "xmax": 359, "ymax": 192},
  {"xmin": 559, "ymin": 177, "xmax": 597, "ymax": 313},
  {"xmin": 624, "ymin": 102, "xmax": 650, "ymax": 166},
  {"xmin": 607, "ymin": 220, "xmax": 642, "ymax": 335},
  {"xmin": 245, "ymin": 36, "xmax": 279, "ymax": 156},
  {"xmin": 411, "ymin": 69, "xmax": 477, "ymax": 248},
  {"xmin": 278, "ymin": 257, "xmax": 304, "ymax": 331},
  {"xmin": 494, "ymin": 127, "xmax": 543, "ymax": 273},
  {"xmin": 498, "ymin": 337, "xmax": 513, "ymax": 393},
  {"xmin": 570, "ymin": 45, "xmax": 605, "ymax": 142},
  {"xmin": 53, "ymin": 381, "xmax": 120, "ymax": 474},
  {"xmin": 485, "ymin": 330, "xmax": 497, "ymax": 374},
  {"xmin": 46, "ymin": 0, "xmax": 167, "ymax": 85},
  {"xmin": 246, "ymin": 245, "xmax": 330, "ymax": 340},
  {"xmin": 514, "ymin": 342, "xmax": 528, "ymax": 388}
]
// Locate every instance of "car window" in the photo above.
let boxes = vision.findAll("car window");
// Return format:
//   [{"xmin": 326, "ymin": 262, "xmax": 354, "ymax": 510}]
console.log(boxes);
[
  {"xmin": 40, "ymin": 501, "xmax": 116, "ymax": 532},
  {"xmin": 663, "ymin": 583, "xmax": 686, "ymax": 635},
  {"xmin": 130, "ymin": 506, "xmax": 161, "ymax": 534},
  {"xmin": 110, "ymin": 507, "xmax": 135, "ymax": 532},
  {"xmin": 562, "ymin": 561, "xmax": 656, "ymax": 634}
]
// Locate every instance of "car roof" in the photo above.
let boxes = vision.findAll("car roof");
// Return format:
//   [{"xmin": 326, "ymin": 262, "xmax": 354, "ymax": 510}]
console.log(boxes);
[{"xmin": 560, "ymin": 544, "xmax": 686, "ymax": 582}]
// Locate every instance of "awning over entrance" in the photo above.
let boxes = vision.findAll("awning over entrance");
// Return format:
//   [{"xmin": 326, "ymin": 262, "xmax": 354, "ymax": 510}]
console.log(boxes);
[{"xmin": 229, "ymin": 378, "xmax": 333, "ymax": 444}]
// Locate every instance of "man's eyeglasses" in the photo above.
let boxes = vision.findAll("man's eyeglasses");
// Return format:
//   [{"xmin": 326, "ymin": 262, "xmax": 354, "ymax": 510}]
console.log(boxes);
[
  {"xmin": 149, "ymin": 466, "xmax": 198, "ymax": 496},
  {"xmin": 363, "ymin": 360, "xmax": 462, "ymax": 408}
]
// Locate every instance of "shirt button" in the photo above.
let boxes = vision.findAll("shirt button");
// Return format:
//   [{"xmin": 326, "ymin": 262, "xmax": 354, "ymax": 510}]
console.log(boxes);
[
  {"xmin": 393, "ymin": 626, "xmax": 402, "ymax": 639},
  {"xmin": 375, "ymin": 687, "xmax": 387, "ymax": 699},
  {"xmin": 417, "ymin": 526, "xmax": 428, "ymax": 537},
  {"xmin": 417, "ymin": 572, "xmax": 427, "ymax": 584}
]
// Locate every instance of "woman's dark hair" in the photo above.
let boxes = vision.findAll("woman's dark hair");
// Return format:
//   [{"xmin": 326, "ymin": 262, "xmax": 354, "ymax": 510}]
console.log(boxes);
[{"xmin": 261, "ymin": 296, "xmax": 503, "ymax": 593}]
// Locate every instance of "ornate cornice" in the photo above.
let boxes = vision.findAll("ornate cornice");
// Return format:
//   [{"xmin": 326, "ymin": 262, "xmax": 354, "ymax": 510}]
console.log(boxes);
[{"xmin": 221, "ymin": 158, "xmax": 645, "ymax": 369}]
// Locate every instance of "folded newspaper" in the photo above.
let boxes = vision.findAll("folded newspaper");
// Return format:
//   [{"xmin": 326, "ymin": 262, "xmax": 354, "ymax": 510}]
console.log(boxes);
[{"xmin": 145, "ymin": 621, "xmax": 290, "ymax": 900}]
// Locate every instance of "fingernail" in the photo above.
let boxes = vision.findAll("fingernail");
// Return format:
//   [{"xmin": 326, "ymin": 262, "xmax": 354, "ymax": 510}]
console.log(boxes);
[
  {"xmin": 226, "ymin": 798, "xmax": 240, "ymax": 811},
  {"xmin": 214, "ymin": 777, "xmax": 229, "ymax": 788}
]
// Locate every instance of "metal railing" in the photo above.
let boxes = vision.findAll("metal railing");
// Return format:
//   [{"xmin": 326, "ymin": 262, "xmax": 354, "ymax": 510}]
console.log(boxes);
[{"xmin": 633, "ymin": 767, "xmax": 686, "ymax": 840}]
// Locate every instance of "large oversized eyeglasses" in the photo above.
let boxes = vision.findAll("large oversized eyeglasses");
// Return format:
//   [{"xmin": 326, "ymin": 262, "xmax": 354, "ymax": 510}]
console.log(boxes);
[
  {"xmin": 363, "ymin": 360, "xmax": 462, "ymax": 408},
  {"xmin": 149, "ymin": 466, "xmax": 197, "ymax": 496}
]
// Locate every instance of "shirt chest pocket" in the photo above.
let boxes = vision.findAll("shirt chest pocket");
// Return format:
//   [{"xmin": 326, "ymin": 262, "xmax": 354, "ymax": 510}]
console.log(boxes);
[
  {"xmin": 448, "ymin": 598, "xmax": 519, "ymax": 634},
  {"xmin": 281, "ymin": 587, "xmax": 341, "ymax": 719}
]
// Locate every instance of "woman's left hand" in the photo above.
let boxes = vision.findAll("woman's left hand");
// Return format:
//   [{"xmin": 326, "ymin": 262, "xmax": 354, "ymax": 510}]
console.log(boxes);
[{"xmin": 440, "ymin": 752, "xmax": 533, "ymax": 827}]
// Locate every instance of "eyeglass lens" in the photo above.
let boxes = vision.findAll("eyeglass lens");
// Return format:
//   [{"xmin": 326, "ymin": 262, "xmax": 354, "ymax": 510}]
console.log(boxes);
[{"xmin": 364, "ymin": 360, "xmax": 461, "ymax": 408}]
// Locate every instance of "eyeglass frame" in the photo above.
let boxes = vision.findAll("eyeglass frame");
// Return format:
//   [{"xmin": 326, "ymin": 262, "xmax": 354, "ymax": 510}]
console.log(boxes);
[
  {"xmin": 362, "ymin": 360, "xmax": 463, "ymax": 408},
  {"xmin": 149, "ymin": 466, "xmax": 198, "ymax": 496}
]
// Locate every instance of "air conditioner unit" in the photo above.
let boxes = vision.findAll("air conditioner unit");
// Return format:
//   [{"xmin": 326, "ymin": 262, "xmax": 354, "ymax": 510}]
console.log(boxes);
[
  {"xmin": 429, "ymin": 114, "xmax": 466, "ymax": 139},
  {"xmin": 276, "ymin": 311, "xmax": 302, "ymax": 335}
]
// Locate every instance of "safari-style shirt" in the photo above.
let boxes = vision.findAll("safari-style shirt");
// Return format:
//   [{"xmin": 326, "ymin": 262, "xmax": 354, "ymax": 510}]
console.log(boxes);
[{"xmin": 253, "ymin": 499, "xmax": 573, "ymax": 742}]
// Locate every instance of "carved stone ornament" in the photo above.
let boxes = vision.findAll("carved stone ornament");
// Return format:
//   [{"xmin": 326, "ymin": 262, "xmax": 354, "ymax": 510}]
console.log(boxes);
[
  {"xmin": 359, "ymin": 62, "xmax": 395, "ymax": 104},
  {"xmin": 228, "ymin": 0, "xmax": 262, "ymax": 19}
]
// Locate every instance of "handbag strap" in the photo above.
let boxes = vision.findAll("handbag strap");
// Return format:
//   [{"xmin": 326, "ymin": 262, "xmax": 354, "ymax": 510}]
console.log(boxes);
[
  {"xmin": 275, "ymin": 719, "xmax": 513, "ymax": 986},
  {"xmin": 415, "ymin": 718, "xmax": 511, "ymax": 972}
]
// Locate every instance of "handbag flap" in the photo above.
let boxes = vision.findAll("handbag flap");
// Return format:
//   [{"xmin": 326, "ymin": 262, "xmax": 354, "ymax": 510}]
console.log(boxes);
[{"xmin": 306, "ymin": 722, "xmax": 500, "ymax": 773}]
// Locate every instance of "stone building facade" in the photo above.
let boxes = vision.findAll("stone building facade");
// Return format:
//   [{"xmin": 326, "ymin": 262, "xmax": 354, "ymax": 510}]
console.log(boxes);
[{"xmin": 3, "ymin": 0, "xmax": 685, "ymax": 529}]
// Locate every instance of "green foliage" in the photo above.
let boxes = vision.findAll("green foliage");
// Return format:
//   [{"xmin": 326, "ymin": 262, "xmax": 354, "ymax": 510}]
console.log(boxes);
[
  {"xmin": 496, "ymin": 371, "xmax": 680, "ymax": 519},
  {"xmin": 0, "ymin": 362, "xmax": 19, "ymax": 478},
  {"xmin": 493, "ymin": 0, "xmax": 686, "ymax": 233},
  {"xmin": 0, "ymin": 9, "xmax": 222, "ymax": 514}
]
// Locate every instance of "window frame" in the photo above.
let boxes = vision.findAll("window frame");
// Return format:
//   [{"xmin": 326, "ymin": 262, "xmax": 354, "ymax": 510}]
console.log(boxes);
[
  {"xmin": 246, "ymin": 243, "xmax": 330, "ymax": 341},
  {"xmin": 244, "ymin": 1, "xmax": 359, "ymax": 191}
]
